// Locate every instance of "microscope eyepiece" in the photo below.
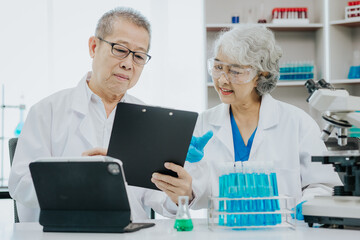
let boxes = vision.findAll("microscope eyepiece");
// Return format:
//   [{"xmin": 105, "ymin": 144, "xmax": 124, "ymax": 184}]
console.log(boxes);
[
  {"xmin": 317, "ymin": 79, "xmax": 334, "ymax": 89},
  {"xmin": 305, "ymin": 79, "xmax": 335, "ymax": 102},
  {"xmin": 305, "ymin": 79, "xmax": 317, "ymax": 94},
  {"xmin": 305, "ymin": 79, "xmax": 319, "ymax": 102}
]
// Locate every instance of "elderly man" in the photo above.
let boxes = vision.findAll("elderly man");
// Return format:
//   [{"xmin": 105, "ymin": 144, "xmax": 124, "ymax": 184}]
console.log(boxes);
[{"xmin": 9, "ymin": 7, "xmax": 195, "ymax": 222}]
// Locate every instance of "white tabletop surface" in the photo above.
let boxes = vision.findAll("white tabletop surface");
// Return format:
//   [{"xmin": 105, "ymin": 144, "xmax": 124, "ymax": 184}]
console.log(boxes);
[{"xmin": 1, "ymin": 219, "xmax": 359, "ymax": 240}]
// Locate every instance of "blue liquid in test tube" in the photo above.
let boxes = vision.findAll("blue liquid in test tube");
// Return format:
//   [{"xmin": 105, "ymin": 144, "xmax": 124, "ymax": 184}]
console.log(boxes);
[
  {"xmin": 236, "ymin": 173, "xmax": 246, "ymax": 226},
  {"xmin": 219, "ymin": 175, "xmax": 225, "ymax": 226},
  {"xmin": 14, "ymin": 107, "xmax": 24, "ymax": 137},
  {"xmin": 245, "ymin": 172, "xmax": 257, "ymax": 226},
  {"xmin": 270, "ymin": 172, "xmax": 282, "ymax": 224},
  {"xmin": 261, "ymin": 173, "xmax": 274, "ymax": 226},
  {"xmin": 228, "ymin": 173, "xmax": 239, "ymax": 226},
  {"xmin": 254, "ymin": 173, "xmax": 265, "ymax": 226}
]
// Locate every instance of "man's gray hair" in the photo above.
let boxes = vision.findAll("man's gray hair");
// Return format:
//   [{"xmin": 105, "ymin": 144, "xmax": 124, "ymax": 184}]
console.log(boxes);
[
  {"xmin": 214, "ymin": 26, "xmax": 282, "ymax": 95},
  {"xmin": 95, "ymin": 7, "xmax": 151, "ymax": 51}
]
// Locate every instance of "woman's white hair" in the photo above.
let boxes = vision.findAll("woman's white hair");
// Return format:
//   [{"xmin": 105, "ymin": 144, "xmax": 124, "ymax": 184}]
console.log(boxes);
[{"xmin": 214, "ymin": 26, "xmax": 282, "ymax": 95}]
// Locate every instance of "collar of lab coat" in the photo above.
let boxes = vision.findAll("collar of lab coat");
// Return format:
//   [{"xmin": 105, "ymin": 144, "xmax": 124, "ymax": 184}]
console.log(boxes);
[
  {"xmin": 249, "ymin": 94, "xmax": 280, "ymax": 160},
  {"xmin": 69, "ymin": 72, "xmax": 129, "ymax": 148},
  {"xmin": 258, "ymin": 94, "xmax": 280, "ymax": 130},
  {"xmin": 208, "ymin": 94, "xmax": 280, "ymax": 159},
  {"xmin": 71, "ymin": 71, "xmax": 128, "ymax": 115},
  {"xmin": 208, "ymin": 94, "xmax": 279, "ymax": 129}
]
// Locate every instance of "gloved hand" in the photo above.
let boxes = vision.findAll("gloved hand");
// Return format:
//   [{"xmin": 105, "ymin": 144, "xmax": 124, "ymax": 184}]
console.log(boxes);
[
  {"xmin": 291, "ymin": 201, "xmax": 307, "ymax": 220},
  {"xmin": 186, "ymin": 130, "xmax": 213, "ymax": 163}
]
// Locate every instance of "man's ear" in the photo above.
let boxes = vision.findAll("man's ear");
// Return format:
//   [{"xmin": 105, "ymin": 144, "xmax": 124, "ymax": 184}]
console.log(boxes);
[{"xmin": 88, "ymin": 36, "xmax": 97, "ymax": 58}]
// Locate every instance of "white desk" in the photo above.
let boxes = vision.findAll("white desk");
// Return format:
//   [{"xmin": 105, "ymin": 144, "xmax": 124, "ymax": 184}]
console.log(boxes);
[{"xmin": 0, "ymin": 219, "xmax": 359, "ymax": 240}]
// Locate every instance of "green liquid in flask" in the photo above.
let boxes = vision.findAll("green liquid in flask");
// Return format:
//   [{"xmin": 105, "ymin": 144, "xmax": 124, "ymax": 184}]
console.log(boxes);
[{"xmin": 174, "ymin": 219, "xmax": 193, "ymax": 231}]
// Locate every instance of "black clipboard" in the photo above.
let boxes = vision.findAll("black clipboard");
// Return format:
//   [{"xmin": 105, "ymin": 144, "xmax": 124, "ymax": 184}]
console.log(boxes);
[
  {"xmin": 107, "ymin": 103, "xmax": 198, "ymax": 190},
  {"xmin": 29, "ymin": 157, "xmax": 155, "ymax": 233}
]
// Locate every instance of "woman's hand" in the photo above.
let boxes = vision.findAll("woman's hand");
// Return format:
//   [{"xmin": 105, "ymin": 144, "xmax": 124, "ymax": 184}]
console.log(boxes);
[
  {"xmin": 186, "ymin": 130, "xmax": 213, "ymax": 163},
  {"xmin": 151, "ymin": 162, "xmax": 193, "ymax": 205}
]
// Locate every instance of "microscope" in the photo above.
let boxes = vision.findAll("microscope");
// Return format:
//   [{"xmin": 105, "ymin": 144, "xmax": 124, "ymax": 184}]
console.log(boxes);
[{"xmin": 302, "ymin": 79, "xmax": 360, "ymax": 228}]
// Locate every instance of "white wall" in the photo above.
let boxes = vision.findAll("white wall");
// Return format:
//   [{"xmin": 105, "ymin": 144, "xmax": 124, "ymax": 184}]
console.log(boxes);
[{"xmin": 0, "ymin": 0, "xmax": 206, "ymax": 184}]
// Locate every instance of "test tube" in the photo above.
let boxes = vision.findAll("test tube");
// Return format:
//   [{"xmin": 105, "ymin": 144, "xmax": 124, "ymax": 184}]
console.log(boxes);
[
  {"xmin": 234, "ymin": 172, "xmax": 245, "ymax": 227},
  {"xmin": 218, "ymin": 174, "xmax": 225, "ymax": 226},
  {"xmin": 218, "ymin": 163, "xmax": 230, "ymax": 226},
  {"xmin": 223, "ymin": 163, "xmax": 235, "ymax": 227},
  {"xmin": 235, "ymin": 163, "xmax": 245, "ymax": 226},
  {"xmin": 228, "ymin": 172, "xmax": 237, "ymax": 226},
  {"xmin": 262, "ymin": 172, "xmax": 273, "ymax": 225},
  {"xmin": 244, "ymin": 162, "xmax": 255, "ymax": 226},
  {"xmin": 270, "ymin": 171, "xmax": 281, "ymax": 224},
  {"xmin": 273, "ymin": 8, "xmax": 279, "ymax": 19},
  {"xmin": 250, "ymin": 172, "xmax": 260, "ymax": 226}
]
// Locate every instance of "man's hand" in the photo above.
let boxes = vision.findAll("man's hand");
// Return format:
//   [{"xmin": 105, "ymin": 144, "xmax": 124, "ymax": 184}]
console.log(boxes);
[
  {"xmin": 81, "ymin": 147, "xmax": 107, "ymax": 156},
  {"xmin": 151, "ymin": 162, "xmax": 193, "ymax": 205}
]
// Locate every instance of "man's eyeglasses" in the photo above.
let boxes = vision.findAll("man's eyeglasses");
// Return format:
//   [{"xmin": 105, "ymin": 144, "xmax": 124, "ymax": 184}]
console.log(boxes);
[
  {"xmin": 97, "ymin": 37, "xmax": 151, "ymax": 65},
  {"xmin": 207, "ymin": 58, "xmax": 256, "ymax": 84}
]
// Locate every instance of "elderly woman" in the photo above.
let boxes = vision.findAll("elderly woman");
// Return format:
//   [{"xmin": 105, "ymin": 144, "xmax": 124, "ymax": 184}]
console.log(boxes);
[{"xmin": 185, "ymin": 26, "xmax": 342, "ymax": 218}]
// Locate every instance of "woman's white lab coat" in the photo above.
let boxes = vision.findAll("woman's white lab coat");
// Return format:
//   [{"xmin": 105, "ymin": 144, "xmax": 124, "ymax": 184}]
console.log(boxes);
[
  {"xmin": 8, "ymin": 74, "xmax": 173, "ymax": 222},
  {"xmin": 187, "ymin": 94, "xmax": 342, "ymax": 209}
]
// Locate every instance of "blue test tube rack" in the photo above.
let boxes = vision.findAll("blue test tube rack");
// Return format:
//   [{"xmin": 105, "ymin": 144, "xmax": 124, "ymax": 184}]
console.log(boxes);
[
  {"xmin": 214, "ymin": 162, "xmax": 292, "ymax": 229},
  {"xmin": 279, "ymin": 61, "xmax": 314, "ymax": 81}
]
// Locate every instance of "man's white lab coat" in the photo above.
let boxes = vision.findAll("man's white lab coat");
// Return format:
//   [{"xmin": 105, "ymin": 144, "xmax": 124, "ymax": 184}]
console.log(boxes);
[{"xmin": 8, "ymin": 73, "xmax": 173, "ymax": 222}]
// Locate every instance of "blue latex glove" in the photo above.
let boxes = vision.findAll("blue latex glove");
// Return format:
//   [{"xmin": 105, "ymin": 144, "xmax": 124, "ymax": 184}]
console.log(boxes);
[
  {"xmin": 186, "ymin": 130, "xmax": 213, "ymax": 163},
  {"xmin": 291, "ymin": 201, "xmax": 307, "ymax": 220}
]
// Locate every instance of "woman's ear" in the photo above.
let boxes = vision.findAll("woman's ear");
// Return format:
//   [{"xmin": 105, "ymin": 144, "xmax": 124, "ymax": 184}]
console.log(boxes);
[
  {"xmin": 254, "ymin": 72, "xmax": 269, "ymax": 87},
  {"xmin": 261, "ymin": 72, "xmax": 270, "ymax": 77}
]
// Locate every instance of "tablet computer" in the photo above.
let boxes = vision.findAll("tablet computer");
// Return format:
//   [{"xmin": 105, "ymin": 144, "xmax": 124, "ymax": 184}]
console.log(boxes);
[
  {"xmin": 107, "ymin": 103, "xmax": 198, "ymax": 190},
  {"xmin": 29, "ymin": 156, "xmax": 155, "ymax": 233}
]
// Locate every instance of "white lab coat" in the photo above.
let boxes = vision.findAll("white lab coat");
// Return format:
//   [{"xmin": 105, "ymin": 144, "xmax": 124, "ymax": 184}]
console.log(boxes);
[
  {"xmin": 8, "ymin": 73, "xmax": 174, "ymax": 222},
  {"xmin": 187, "ymin": 94, "xmax": 342, "ymax": 209}
]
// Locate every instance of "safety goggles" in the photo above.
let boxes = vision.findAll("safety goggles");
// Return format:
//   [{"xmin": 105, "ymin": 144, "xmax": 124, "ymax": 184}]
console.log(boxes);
[{"xmin": 207, "ymin": 58, "xmax": 257, "ymax": 84}]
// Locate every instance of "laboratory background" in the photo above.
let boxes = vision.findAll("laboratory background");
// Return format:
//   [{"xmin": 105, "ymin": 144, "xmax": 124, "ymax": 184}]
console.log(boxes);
[{"xmin": 1, "ymin": 0, "xmax": 360, "ymax": 231}]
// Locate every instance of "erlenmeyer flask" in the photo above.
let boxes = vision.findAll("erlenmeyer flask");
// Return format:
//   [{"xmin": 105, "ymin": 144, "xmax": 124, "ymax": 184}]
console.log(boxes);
[{"xmin": 174, "ymin": 196, "xmax": 193, "ymax": 231}]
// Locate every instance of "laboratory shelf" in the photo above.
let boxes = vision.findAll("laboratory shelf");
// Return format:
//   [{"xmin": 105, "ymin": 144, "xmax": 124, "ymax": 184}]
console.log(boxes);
[
  {"xmin": 276, "ymin": 79, "xmax": 360, "ymax": 86},
  {"xmin": 330, "ymin": 18, "xmax": 360, "ymax": 27},
  {"xmin": 208, "ymin": 81, "xmax": 360, "ymax": 87},
  {"xmin": 266, "ymin": 23, "xmax": 323, "ymax": 31},
  {"xmin": 277, "ymin": 81, "xmax": 307, "ymax": 87},
  {"xmin": 205, "ymin": 0, "xmax": 360, "ymax": 112},
  {"xmin": 207, "ymin": 81, "xmax": 308, "ymax": 87},
  {"xmin": 206, "ymin": 23, "xmax": 323, "ymax": 32},
  {"xmin": 330, "ymin": 79, "xmax": 360, "ymax": 84},
  {"xmin": 208, "ymin": 79, "xmax": 360, "ymax": 87}
]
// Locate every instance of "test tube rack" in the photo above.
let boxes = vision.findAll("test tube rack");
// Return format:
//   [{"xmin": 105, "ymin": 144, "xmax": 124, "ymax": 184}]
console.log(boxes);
[
  {"xmin": 345, "ymin": 2, "xmax": 360, "ymax": 19},
  {"xmin": 207, "ymin": 195, "xmax": 296, "ymax": 230}
]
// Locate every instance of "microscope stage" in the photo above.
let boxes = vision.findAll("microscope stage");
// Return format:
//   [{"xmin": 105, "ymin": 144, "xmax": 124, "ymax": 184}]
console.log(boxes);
[{"xmin": 303, "ymin": 196, "xmax": 360, "ymax": 227}]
